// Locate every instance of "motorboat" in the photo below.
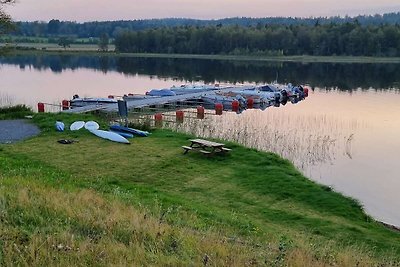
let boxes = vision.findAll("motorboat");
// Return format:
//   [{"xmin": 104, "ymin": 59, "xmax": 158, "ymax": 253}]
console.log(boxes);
[{"xmin": 70, "ymin": 95, "xmax": 117, "ymax": 108}]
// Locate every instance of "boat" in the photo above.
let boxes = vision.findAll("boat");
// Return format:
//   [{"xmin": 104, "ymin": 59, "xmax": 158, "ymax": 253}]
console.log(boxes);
[
  {"xmin": 110, "ymin": 125, "xmax": 150, "ymax": 137},
  {"xmin": 109, "ymin": 130, "xmax": 134, "ymax": 139},
  {"xmin": 170, "ymin": 84, "xmax": 220, "ymax": 95},
  {"xmin": 201, "ymin": 94, "xmax": 246, "ymax": 107},
  {"xmin": 70, "ymin": 94, "xmax": 117, "ymax": 108},
  {"xmin": 146, "ymin": 89, "xmax": 176, "ymax": 97},
  {"xmin": 89, "ymin": 129, "xmax": 130, "ymax": 144},
  {"xmin": 232, "ymin": 88, "xmax": 280, "ymax": 103}
]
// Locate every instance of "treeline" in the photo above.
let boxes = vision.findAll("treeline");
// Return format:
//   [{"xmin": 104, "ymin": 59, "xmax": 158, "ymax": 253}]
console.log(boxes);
[
  {"xmin": 115, "ymin": 22, "xmax": 400, "ymax": 57},
  {"xmin": 9, "ymin": 12, "xmax": 400, "ymax": 38}
]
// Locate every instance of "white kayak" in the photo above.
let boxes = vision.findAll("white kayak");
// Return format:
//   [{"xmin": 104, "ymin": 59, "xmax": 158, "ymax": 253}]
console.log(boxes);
[
  {"xmin": 84, "ymin": 121, "xmax": 99, "ymax": 131},
  {"xmin": 89, "ymin": 129, "xmax": 130, "ymax": 144},
  {"xmin": 70, "ymin": 121, "xmax": 85, "ymax": 131}
]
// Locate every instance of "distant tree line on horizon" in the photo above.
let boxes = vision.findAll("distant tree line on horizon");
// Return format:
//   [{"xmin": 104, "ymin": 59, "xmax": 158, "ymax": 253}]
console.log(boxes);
[
  {"xmin": 4, "ymin": 13, "xmax": 400, "ymax": 57},
  {"xmin": 7, "ymin": 12, "xmax": 400, "ymax": 38},
  {"xmin": 115, "ymin": 22, "xmax": 400, "ymax": 57}
]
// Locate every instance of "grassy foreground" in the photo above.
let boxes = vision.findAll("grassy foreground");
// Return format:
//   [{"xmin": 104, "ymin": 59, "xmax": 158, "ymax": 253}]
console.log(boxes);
[{"xmin": 0, "ymin": 112, "xmax": 400, "ymax": 266}]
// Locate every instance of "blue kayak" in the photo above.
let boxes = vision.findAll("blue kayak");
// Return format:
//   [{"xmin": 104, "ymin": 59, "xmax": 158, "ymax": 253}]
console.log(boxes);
[
  {"xmin": 110, "ymin": 130, "xmax": 134, "ymax": 139},
  {"xmin": 110, "ymin": 125, "xmax": 150, "ymax": 137}
]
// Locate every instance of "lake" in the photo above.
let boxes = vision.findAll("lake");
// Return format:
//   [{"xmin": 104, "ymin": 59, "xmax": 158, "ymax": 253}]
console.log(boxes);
[{"xmin": 1, "ymin": 54, "xmax": 399, "ymax": 226}]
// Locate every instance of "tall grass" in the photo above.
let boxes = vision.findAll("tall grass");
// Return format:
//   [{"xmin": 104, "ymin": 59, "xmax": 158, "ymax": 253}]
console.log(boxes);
[
  {"xmin": 0, "ymin": 104, "xmax": 33, "ymax": 119},
  {"xmin": 166, "ymin": 108, "xmax": 361, "ymax": 171}
]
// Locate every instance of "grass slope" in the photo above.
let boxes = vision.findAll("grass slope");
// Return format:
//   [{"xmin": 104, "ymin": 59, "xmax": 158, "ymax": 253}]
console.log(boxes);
[{"xmin": 0, "ymin": 113, "xmax": 399, "ymax": 266}]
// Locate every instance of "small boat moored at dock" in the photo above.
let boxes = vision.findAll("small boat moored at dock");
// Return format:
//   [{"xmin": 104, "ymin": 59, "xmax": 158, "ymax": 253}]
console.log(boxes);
[{"xmin": 70, "ymin": 94, "xmax": 117, "ymax": 108}]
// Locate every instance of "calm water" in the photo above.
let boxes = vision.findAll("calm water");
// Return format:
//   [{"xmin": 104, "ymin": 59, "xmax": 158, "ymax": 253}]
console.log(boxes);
[{"xmin": 1, "ymin": 55, "xmax": 400, "ymax": 226}]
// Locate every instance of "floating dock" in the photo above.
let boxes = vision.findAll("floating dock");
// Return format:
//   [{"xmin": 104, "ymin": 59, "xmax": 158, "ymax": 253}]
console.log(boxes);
[
  {"xmin": 60, "ymin": 84, "xmax": 309, "ymax": 114},
  {"xmin": 64, "ymin": 86, "xmax": 253, "ymax": 114}
]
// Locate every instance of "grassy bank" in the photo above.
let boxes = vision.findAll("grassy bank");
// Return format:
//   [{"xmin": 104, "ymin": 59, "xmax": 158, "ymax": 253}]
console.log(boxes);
[
  {"xmin": 6, "ymin": 47, "xmax": 400, "ymax": 63},
  {"xmin": 1, "ymin": 112, "xmax": 399, "ymax": 266}
]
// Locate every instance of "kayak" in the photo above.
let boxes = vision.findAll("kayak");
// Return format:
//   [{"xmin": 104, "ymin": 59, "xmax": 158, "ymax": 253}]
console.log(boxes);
[
  {"xmin": 110, "ymin": 125, "xmax": 150, "ymax": 137},
  {"xmin": 89, "ymin": 129, "xmax": 130, "ymax": 144},
  {"xmin": 110, "ymin": 130, "xmax": 134, "ymax": 139}
]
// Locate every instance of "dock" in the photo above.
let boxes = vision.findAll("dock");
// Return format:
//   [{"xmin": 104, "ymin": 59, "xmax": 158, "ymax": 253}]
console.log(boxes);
[{"xmin": 64, "ymin": 86, "xmax": 252, "ymax": 114}]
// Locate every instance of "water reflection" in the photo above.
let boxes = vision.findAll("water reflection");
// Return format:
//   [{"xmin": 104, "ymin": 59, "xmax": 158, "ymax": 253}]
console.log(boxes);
[{"xmin": 1, "ymin": 55, "xmax": 400, "ymax": 90}]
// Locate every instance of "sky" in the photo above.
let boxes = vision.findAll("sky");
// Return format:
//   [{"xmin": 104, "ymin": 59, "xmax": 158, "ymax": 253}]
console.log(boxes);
[{"xmin": 4, "ymin": 0, "xmax": 400, "ymax": 22}]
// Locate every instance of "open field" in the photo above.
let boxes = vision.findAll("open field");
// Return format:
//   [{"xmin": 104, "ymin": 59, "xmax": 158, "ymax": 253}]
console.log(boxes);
[
  {"xmin": 0, "ymin": 111, "xmax": 399, "ymax": 266},
  {"xmin": 0, "ymin": 43, "xmax": 115, "ymax": 52}
]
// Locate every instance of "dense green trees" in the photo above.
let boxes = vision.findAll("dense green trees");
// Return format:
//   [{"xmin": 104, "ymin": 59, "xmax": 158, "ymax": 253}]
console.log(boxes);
[
  {"xmin": 0, "ymin": 0, "xmax": 14, "ymax": 35},
  {"xmin": 8, "ymin": 13, "xmax": 400, "ymax": 38},
  {"xmin": 114, "ymin": 23, "xmax": 400, "ymax": 57},
  {"xmin": 4, "ymin": 13, "xmax": 400, "ymax": 57},
  {"xmin": 98, "ymin": 33, "xmax": 109, "ymax": 51},
  {"xmin": 57, "ymin": 36, "xmax": 73, "ymax": 49}
]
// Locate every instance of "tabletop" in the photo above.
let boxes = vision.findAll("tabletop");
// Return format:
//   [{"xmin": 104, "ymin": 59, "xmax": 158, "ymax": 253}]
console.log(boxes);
[{"xmin": 190, "ymin": 139, "xmax": 225, "ymax": 147}]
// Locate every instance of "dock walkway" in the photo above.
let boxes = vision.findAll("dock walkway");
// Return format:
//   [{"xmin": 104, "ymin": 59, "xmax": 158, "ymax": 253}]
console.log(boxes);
[{"xmin": 64, "ymin": 86, "xmax": 252, "ymax": 114}]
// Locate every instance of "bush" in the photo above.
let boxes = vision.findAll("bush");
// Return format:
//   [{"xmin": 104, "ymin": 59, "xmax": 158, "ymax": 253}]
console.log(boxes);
[{"xmin": 0, "ymin": 105, "xmax": 33, "ymax": 119}]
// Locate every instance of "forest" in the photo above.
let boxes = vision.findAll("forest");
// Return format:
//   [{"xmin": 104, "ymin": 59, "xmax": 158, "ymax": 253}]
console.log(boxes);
[
  {"xmin": 9, "ymin": 12, "xmax": 400, "ymax": 38},
  {"xmin": 114, "ymin": 22, "xmax": 400, "ymax": 57},
  {"xmin": 5, "ymin": 13, "xmax": 400, "ymax": 57}
]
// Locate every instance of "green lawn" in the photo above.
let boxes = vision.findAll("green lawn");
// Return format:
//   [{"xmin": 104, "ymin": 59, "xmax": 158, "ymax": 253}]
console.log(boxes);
[{"xmin": 0, "ymin": 112, "xmax": 399, "ymax": 266}]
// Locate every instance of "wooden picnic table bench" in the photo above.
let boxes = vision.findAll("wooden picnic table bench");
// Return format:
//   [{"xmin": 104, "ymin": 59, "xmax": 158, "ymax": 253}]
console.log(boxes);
[{"xmin": 182, "ymin": 139, "xmax": 231, "ymax": 156}]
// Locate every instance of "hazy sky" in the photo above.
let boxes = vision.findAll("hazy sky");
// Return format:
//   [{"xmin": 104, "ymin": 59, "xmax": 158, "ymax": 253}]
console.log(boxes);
[{"xmin": 5, "ymin": 0, "xmax": 400, "ymax": 22}]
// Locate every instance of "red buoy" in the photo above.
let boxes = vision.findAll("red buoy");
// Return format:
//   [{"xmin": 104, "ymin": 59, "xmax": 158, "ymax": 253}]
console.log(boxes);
[
  {"xmin": 176, "ymin": 110, "xmax": 184, "ymax": 123},
  {"xmin": 197, "ymin": 106, "xmax": 205, "ymax": 119},
  {"xmin": 108, "ymin": 95, "xmax": 114, "ymax": 99},
  {"xmin": 215, "ymin": 103, "xmax": 223, "ymax": 115},
  {"xmin": 247, "ymin": 98, "xmax": 254, "ymax": 109},
  {"xmin": 62, "ymin": 100, "xmax": 70, "ymax": 110},
  {"xmin": 37, "ymin": 102, "xmax": 45, "ymax": 113},
  {"xmin": 304, "ymin": 87, "xmax": 309, "ymax": 97},
  {"xmin": 232, "ymin": 100, "xmax": 239, "ymax": 112}
]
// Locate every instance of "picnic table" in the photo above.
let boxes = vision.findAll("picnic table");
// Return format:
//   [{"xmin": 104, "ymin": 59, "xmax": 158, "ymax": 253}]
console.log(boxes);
[{"xmin": 182, "ymin": 138, "xmax": 231, "ymax": 155}]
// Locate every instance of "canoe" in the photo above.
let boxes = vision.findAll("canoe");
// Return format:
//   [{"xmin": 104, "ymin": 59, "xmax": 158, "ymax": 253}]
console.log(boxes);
[
  {"xmin": 89, "ymin": 129, "xmax": 130, "ymax": 144},
  {"xmin": 110, "ymin": 130, "xmax": 134, "ymax": 139},
  {"xmin": 110, "ymin": 125, "xmax": 149, "ymax": 137}
]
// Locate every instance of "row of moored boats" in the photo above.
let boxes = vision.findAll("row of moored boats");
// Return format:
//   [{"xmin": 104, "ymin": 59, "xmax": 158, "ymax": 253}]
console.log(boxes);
[{"xmin": 69, "ymin": 83, "xmax": 309, "ymax": 109}]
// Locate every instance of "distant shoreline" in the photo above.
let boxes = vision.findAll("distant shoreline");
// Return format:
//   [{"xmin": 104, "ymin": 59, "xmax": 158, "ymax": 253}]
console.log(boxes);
[{"xmin": 6, "ymin": 48, "xmax": 400, "ymax": 64}]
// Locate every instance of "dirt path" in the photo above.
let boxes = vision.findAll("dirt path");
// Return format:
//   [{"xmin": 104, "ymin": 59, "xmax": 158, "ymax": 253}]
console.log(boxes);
[{"xmin": 0, "ymin": 120, "xmax": 40, "ymax": 144}]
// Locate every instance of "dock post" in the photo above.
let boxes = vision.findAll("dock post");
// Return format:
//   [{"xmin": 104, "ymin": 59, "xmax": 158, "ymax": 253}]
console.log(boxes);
[
  {"xmin": 247, "ymin": 98, "xmax": 254, "ymax": 109},
  {"xmin": 118, "ymin": 100, "xmax": 128, "ymax": 126},
  {"xmin": 215, "ymin": 103, "xmax": 223, "ymax": 115},
  {"xmin": 37, "ymin": 102, "xmax": 45, "ymax": 113},
  {"xmin": 197, "ymin": 106, "xmax": 205, "ymax": 119},
  {"xmin": 155, "ymin": 113, "xmax": 163, "ymax": 127},
  {"xmin": 176, "ymin": 110, "xmax": 184, "ymax": 123},
  {"xmin": 62, "ymin": 100, "xmax": 70, "ymax": 110}
]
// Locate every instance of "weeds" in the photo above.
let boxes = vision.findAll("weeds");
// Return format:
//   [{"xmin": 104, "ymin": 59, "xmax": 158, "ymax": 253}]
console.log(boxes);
[{"xmin": 0, "ymin": 105, "xmax": 33, "ymax": 119}]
